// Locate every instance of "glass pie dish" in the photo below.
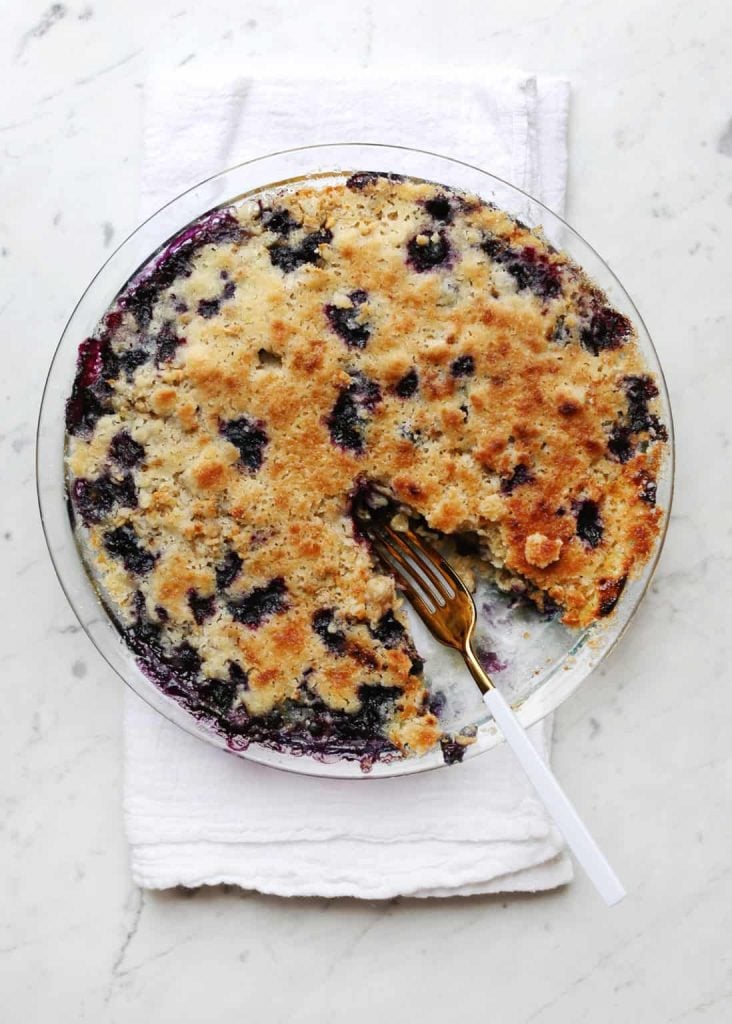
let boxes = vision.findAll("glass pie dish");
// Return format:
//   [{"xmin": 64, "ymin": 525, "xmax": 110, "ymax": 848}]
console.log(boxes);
[{"xmin": 36, "ymin": 143, "xmax": 674, "ymax": 779}]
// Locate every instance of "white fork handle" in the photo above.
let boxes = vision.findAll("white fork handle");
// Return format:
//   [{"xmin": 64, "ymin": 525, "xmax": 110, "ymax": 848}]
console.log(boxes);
[{"xmin": 483, "ymin": 688, "xmax": 626, "ymax": 906}]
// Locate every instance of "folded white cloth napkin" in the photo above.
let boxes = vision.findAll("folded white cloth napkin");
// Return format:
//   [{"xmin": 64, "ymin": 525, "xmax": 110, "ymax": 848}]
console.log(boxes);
[{"xmin": 125, "ymin": 66, "xmax": 572, "ymax": 898}]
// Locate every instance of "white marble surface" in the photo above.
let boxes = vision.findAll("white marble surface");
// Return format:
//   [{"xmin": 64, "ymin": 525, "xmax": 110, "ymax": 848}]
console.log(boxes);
[{"xmin": 2, "ymin": 1, "xmax": 731, "ymax": 1020}]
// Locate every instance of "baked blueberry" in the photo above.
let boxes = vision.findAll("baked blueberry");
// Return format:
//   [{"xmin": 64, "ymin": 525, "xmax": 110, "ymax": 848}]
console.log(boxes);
[
  {"xmin": 580, "ymin": 307, "xmax": 632, "ymax": 355},
  {"xmin": 608, "ymin": 424, "xmax": 635, "ymax": 463},
  {"xmin": 636, "ymin": 471, "xmax": 657, "ymax": 505},
  {"xmin": 598, "ymin": 576, "xmax": 626, "ymax": 616},
  {"xmin": 394, "ymin": 368, "xmax": 419, "ymax": 398},
  {"xmin": 155, "ymin": 321, "xmax": 184, "ymax": 364},
  {"xmin": 507, "ymin": 247, "xmax": 562, "ymax": 299},
  {"xmin": 450, "ymin": 354, "xmax": 475, "ymax": 378},
  {"xmin": 312, "ymin": 608, "xmax": 347, "ymax": 654},
  {"xmin": 260, "ymin": 206, "xmax": 300, "ymax": 235},
  {"xmin": 197, "ymin": 297, "xmax": 221, "ymax": 319},
  {"xmin": 109, "ymin": 431, "xmax": 145, "ymax": 468},
  {"xmin": 228, "ymin": 577, "xmax": 288, "ymax": 627},
  {"xmin": 220, "ymin": 416, "xmax": 268, "ymax": 472},
  {"xmin": 228, "ymin": 662, "xmax": 249, "ymax": 687},
  {"xmin": 117, "ymin": 348, "xmax": 150, "ymax": 379},
  {"xmin": 407, "ymin": 229, "xmax": 450, "ymax": 271},
  {"xmin": 188, "ymin": 589, "xmax": 216, "ymax": 625},
  {"xmin": 71, "ymin": 472, "xmax": 137, "ymax": 525},
  {"xmin": 103, "ymin": 524, "xmax": 157, "ymax": 575},
  {"xmin": 325, "ymin": 290, "xmax": 371, "ymax": 349},
  {"xmin": 268, "ymin": 228, "xmax": 333, "ymax": 273},
  {"xmin": 500, "ymin": 464, "xmax": 533, "ymax": 495},
  {"xmin": 574, "ymin": 499, "xmax": 603, "ymax": 548},
  {"xmin": 327, "ymin": 372, "xmax": 381, "ymax": 453},
  {"xmin": 624, "ymin": 375, "xmax": 667, "ymax": 439},
  {"xmin": 346, "ymin": 171, "xmax": 404, "ymax": 190},
  {"xmin": 424, "ymin": 194, "xmax": 453, "ymax": 222},
  {"xmin": 216, "ymin": 550, "xmax": 243, "ymax": 590},
  {"xmin": 327, "ymin": 389, "xmax": 363, "ymax": 452},
  {"xmin": 440, "ymin": 737, "xmax": 466, "ymax": 765},
  {"xmin": 65, "ymin": 337, "xmax": 117, "ymax": 436},
  {"xmin": 197, "ymin": 280, "xmax": 236, "ymax": 319},
  {"xmin": 370, "ymin": 610, "xmax": 405, "ymax": 648},
  {"xmin": 608, "ymin": 375, "xmax": 667, "ymax": 461},
  {"xmin": 482, "ymin": 235, "xmax": 562, "ymax": 300}
]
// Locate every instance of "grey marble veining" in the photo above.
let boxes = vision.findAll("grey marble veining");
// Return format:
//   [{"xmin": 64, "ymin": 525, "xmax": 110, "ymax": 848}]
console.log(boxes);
[{"xmin": 2, "ymin": 1, "xmax": 732, "ymax": 1021}]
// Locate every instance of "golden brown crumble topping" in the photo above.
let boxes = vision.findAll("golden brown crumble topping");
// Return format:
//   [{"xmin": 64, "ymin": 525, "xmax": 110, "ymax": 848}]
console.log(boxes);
[{"xmin": 65, "ymin": 173, "xmax": 666, "ymax": 764}]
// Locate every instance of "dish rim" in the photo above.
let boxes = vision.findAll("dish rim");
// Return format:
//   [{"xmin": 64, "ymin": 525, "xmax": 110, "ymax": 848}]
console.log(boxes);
[{"xmin": 36, "ymin": 142, "xmax": 675, "ymax": 780}]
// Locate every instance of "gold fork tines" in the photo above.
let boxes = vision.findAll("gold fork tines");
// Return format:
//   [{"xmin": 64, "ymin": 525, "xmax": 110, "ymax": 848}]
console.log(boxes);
[{"xmin": 367, "ymin": 519, "xmax": 493, "ymax": 693}]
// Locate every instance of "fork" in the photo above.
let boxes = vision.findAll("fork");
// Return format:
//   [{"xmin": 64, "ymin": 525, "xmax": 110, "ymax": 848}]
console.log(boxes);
[{"xmin": 365, "ymin": 514, "xmax": 626, "ymax": 907}]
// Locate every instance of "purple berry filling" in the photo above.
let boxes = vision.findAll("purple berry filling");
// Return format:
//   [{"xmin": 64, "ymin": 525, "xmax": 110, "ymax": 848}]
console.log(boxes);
[
  {"xmin": 500, "ymin": 463, "xmax": 533, "ymax": 495},
  {"xmin": 312, "ymin": 608, "xmax": 347, "ymax": 654},
  {"xmin": 154, "ymin": 321, "xmax": 185, "ymax": 364},
  {"xmin": 197, "ymin": 280, "xmax": 236, "ymax": 319},
  {"xmin": 574, "ymin": 499, "xmax": 603, "ymax": 548},
  {"xmin": 109, "ymin": 431, "xmax": 145, "ymax": 468},
  {"xmin": 370, "ymin": 610, "xmax": 405, "ymax": 648},
  {"xmin": 72, "ymin": 472, "xmax": 137, "ymax": 525},
  {"xmin": 197, "ymin": 297, "xmax": 221, "ymax": 319},
  {"xmin": 122, "ymin": 587, "xmax": 401, "ymax": 765},
  {"xmin": 608, "ymin": 375, "xmax": 667, "ymax": 462},
  {"xmin": 440, "ymin": 737, "xmax": 467, "ymax": 765},
  {"xmin": 598, "ymin": 576, "xmax": 627, "ymax": 616},
  {"xmin": 580, "ymin": 307, "xmax": 631, "ymax": 356},
  {"xmin": 268, "ymin": 228, "xmax": 333, "ymax": 273},
  {"xmin": 428, "ymin": 690, "xmax": 447, "ymax": 717},
  {"xmin": 227, "ymin": 681, "xmax": 401, "ymax": 766},
  {"xmin": 199, "ymin": 679, "xmax": 238, "ymax": 715},
  {"xmin": 482, "ymin": 235, "xmax": 562, "ymax": 300},
  {"xmin": 424, "ymin": 194, "xmax": 453, "ymax": 222},
  {"xmin": 121, "ymin": 208, "xmax": 244, "ymax": 328},
  {"xmin": 227, "ymin": 577, "xmax": 288, "ymax": 628},
  {"xmin": 215, "ymin": 549, "xmax": 243, "ymax": 590},
  {"xmin": 327, "ymin": 372, "xmax": 382, "ymax": 453},
  {"xmin": 169, "ymin": 641, "xmax": 202, "ymax": 680},
  {"xmin": 476, "ymin": 645, "xmax": 508, "ymax": 674},
  {"xmin": 65, "ymin": 337, "xmax": 118, "ymax": 436},
  {"xmin": 394, "ymin": 368, "xmax": 419, "ymax": 398},
  {"xmin": 325, "ymin": 290, "xmax": 371, "ymax": 349},
  {"xmin": 260, "ymin": 206, "xmax": 300, "ymax": 235},
  {"xmin": 219, "ymin": 416, "xmax": 268, "ymax": 472},
  {"xmin": 345, "ymin": 171, "xmax": 405, "ymax": 191},
  {"xmin": 103, "ymin": 524, "xmax": 157, "ymax": 575},
  {"xmin": 636, "ymin": 470, "xmax": 657, "ymax": 505},
  {"xmin": 187, "ymin": 589, "xmax": 216, "ymax": 625},
  {"xmin": 450, "ymin": 354, "xmax": 475, "ymax": 378},
  {"xmin": 407, "ymin": 230, "xmax": 451, "ymax": 272}
]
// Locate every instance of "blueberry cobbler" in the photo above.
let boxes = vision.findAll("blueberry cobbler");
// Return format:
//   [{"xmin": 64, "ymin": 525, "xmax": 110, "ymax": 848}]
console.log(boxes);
[{"xmin": 64, "ymin": 173, "xmax": 667, "ymax": 766}]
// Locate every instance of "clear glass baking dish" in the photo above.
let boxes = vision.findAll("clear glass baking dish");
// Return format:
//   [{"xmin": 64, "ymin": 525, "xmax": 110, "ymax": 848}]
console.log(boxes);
[{"xmin": 36, "ymin": 143, "xmax": 674, "ymax": 779}]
